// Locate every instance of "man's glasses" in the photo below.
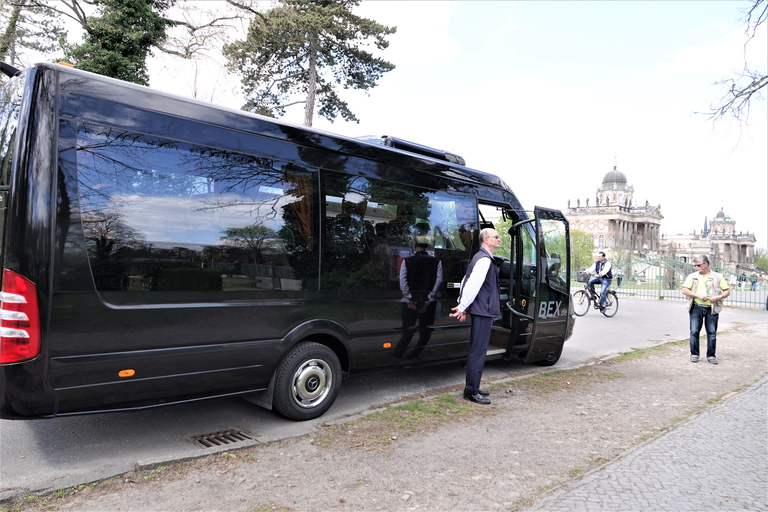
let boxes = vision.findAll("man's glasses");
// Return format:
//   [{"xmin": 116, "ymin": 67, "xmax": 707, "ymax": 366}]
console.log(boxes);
[{"xmin": 694, "ymin": 263, "xmax": 707, "ymax": 267}]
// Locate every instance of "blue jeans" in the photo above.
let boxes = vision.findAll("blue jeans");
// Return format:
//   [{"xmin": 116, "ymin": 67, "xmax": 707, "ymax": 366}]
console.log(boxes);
[
  {"xmin": 588, "ymin": 276, "xmax": 611, "ymax": 306},
  {"xmin": 689, "ymin": 304, "xmax": 719, "ymax": 358}
]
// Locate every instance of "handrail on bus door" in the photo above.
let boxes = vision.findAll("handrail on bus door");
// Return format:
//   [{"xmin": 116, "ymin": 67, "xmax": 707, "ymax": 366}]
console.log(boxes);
[
  {"xmin": 507, "ymin": 216, "xmax": 535, "ymax": 322},
  {"xmin": 506, "ymin": 301, "xmax": 533, "ymax": 321},
  {"xmin": 510, "ymin": 218, "xmax": 535, "ymax": 230}
]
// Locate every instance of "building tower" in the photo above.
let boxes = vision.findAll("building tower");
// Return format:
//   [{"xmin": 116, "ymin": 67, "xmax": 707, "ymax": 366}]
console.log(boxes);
[{"xmin": 567, "ymin": 161, "xmax": 663, "ymax": 255}]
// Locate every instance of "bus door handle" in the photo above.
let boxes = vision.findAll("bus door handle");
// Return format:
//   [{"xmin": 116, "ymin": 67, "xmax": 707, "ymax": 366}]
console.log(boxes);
[{"xmin": 507, "ymin": 301, "xmax": 533, "ymax": 321}]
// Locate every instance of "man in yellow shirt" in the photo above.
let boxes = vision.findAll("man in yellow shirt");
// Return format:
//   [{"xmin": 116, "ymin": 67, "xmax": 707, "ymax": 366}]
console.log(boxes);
[{"xmin": 681, "ymin": 255, "xmax": 730, "ymax": 364}]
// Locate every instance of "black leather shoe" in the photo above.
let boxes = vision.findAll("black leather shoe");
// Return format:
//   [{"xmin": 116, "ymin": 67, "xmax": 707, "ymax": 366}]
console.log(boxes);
[
  {"xmin": 465, "ymin": 387, "xmax": 489, "ymax": 397},
  {"xmin": 463, "ymin": 390, "xmax": 491, "ymax": 405}
]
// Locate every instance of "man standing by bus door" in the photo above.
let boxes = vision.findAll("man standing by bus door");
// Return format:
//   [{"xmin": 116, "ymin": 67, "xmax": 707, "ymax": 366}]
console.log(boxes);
[{"xmin": 450, "ymin": 228, "xmax": 501, "ymax": 405}]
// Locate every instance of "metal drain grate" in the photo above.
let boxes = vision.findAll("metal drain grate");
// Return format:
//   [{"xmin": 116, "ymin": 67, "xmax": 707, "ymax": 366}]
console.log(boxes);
[{"xmin": 187, "ymin": 429, "xmax": 256, "ymax": 449}]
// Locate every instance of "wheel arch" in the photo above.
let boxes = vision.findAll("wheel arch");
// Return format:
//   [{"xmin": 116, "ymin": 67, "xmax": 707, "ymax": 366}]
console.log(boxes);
[
  {"xmin": 242, "ymin": 319, "xmax": 351, "ymax": 412},
  {"xmin": 279, "ymin": 319, "xmax": 352, "ymax": 373}
]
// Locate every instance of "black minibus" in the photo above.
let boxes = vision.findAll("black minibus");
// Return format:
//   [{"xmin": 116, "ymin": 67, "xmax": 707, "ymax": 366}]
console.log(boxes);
[{"xmin": 0, "ymin": 62, "xmax": 574, "ymax": 421}]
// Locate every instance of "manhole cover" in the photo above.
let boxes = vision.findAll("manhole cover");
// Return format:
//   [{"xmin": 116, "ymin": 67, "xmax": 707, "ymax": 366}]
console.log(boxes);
[{"xmin": 187, "ymin": 429, "xmax": 256, "ymax": 449}]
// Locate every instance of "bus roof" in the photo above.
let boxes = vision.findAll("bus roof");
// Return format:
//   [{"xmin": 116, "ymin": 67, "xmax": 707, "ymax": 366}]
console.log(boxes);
[{"xmin": 26, "ymin": 62, "xmax": 515, "ymax": 198}]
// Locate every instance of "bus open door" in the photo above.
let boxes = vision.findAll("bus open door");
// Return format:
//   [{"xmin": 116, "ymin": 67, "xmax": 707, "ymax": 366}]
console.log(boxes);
[{"xmin": 501, "ymin": 207, "xmax": 573, "ymax": 366}]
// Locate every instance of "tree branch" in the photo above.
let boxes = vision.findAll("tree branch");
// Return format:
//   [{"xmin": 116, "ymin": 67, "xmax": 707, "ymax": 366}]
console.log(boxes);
[
  {"xmin": 23, "ymin": 0, "xmax": 93, "ymax": 32},
  {"xmin": 274, "ymin": 99, "xmax": 306, "ymax": 109},
  {"xmin": 224, "ymin": 0, "xmax": 266, "ymax": 21},
  {"xmin": 702, "ymin": 0, "xmax": 767, "ymax": 125}
]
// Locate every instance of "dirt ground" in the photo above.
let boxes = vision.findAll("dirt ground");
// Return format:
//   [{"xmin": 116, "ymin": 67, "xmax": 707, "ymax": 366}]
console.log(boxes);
[{"xmin": 6, "ymin": 323, "xmax": 767, "ymax": 512}]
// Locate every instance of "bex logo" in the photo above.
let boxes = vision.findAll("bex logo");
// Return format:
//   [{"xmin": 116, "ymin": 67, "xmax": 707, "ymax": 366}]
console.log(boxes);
[{"xmin": 538, "ymin": 301, "xmax": 565, "ymax": 319}]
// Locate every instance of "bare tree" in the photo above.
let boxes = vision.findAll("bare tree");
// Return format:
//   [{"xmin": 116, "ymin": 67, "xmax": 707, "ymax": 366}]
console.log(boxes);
[
  {"xmin": 704, "ymin": 0, "xmax": 767, "ymax": 125},
  {"xmin": 22, "ymin": 0, "xmax": 253, "ymax": 61}
]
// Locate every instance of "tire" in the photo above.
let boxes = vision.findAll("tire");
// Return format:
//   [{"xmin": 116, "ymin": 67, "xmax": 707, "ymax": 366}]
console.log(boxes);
[
  {"xmin": 601, "ymin": 291, "xmax": 619, "ymax": 317},
  {"xmin": 535, "ymin": 347, "xmax": 563, "ymax": 366},
  {"xmin": 572, "ymin": 290, "xmax": 590, "ymax": 316},
  {"xmin": 273, "ymin": 341, "xmax": 342, "ymax": 421}
]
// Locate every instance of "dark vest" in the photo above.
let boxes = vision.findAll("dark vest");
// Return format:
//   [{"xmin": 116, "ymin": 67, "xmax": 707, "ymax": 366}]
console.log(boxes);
[
  {"xmin": 596, "ymin": 259, "xmax": 613, "ymax": 279},
  {"xmin": 460, "ymin": 249, "xmax": 500, "ymax": 317},
  {"xmin": 403, "ymin": 251, "xmax": 440, "ymax": 303}
]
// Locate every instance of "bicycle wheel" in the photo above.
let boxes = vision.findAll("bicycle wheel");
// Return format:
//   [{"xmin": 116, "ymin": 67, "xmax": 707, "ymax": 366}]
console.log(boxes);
[
  {"xmin": 572, "ymin": 290, "xmax": 590, "ymax": 316},
  {"xmin": 601, "ymin": 291, "xmax": 619, "ymax": 317}
]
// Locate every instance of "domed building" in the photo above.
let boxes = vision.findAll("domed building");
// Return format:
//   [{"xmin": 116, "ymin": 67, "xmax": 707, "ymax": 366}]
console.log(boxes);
[
  {"xmin": 566, "ymin": 163, "xmax": 663, "ymax": 255},
  {"xmin": 662, "ymin": 207, "xmax": 757, "ymax": 273}
]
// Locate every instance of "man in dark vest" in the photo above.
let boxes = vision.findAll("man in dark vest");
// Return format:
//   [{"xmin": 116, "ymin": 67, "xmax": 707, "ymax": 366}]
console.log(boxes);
[
  {"xmin": 394, "ymin": 238, "xmax": 443, "ymax": 359},
  {"xmin": 450, "ymin": 228, "xmax": 501, "ymax": 405}
]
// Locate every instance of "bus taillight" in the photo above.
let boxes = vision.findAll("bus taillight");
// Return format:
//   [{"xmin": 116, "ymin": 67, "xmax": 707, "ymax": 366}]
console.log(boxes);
[{"xmin": 0, "ymin": 270, "xmax": 41, "ymax": 364}]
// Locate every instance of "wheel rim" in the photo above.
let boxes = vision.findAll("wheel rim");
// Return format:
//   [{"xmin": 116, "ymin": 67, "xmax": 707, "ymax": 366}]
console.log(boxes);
[
  {"xmin": 573, "ymin": 291, "xmax": 590, "ymax": 316},
  {"xmin": 602, "ymin": 293, "xmax": 618, "ymax": 317},
  {"xmin": 291, "ymin": 359, "xmax": 334, "ymax": 409}
]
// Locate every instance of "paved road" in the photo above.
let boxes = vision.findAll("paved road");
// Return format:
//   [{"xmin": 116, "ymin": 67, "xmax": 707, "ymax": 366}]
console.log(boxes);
[
  {"xmin": 527, "ymin": 376, "xmax": 768, "ymax": 511},
  {"xmin": 1, "ymin": 299, "xmax": 765, "ymax": 501}
]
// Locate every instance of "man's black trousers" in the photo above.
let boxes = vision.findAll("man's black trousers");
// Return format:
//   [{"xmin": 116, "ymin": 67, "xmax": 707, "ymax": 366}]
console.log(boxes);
[{"xmin": 466, "ymin": 314, "xmax": 493, "ymax": 394}]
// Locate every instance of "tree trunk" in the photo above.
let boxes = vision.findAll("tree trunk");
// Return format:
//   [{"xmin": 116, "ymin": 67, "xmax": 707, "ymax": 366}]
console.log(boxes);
[
  {"xmin": 304, "ymin": 34, "xmax": 318, "ymax": 127},
  {"xmin": 0, "ymin": 3, "xmax": 23, "ymax": 64}
]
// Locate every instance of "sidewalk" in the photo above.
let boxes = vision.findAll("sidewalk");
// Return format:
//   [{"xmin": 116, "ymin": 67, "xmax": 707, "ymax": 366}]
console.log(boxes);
[{"xmin": 527, "ymin": 376, "xmax": 768, "ymax": 511}]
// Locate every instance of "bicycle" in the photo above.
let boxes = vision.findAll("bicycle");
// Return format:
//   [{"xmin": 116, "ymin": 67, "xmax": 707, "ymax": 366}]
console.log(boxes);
[{"xmin": 572, "ymin": 275, "xmax": 618, "ymax": 317}]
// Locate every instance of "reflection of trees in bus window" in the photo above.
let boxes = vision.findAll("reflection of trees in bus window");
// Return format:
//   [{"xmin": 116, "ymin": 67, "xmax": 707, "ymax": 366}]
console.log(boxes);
[
  {"xmin": 521, "ymin": 228, "xmax": 536, "ymax": 299},
  {"xmin": 0, "ymin": 77, "xmax": 22, "ymax": 187},
  {"xmin": 73, "ymin": 122, "xmax": 317, "ymax": 298}
]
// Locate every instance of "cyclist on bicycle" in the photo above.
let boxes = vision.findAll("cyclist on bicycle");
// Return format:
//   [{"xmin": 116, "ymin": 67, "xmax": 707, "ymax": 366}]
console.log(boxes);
[{"xmin": 585, "ymin": 251, "xmax": 613, "ymax": 310}]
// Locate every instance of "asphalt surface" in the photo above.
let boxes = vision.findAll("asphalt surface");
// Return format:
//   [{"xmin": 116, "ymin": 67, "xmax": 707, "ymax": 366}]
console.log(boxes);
[
  {"xmin": 0, "ymin": 298, "xmax": 766, "ymax": 504},
  {"xmin": 527, "ymin": 376, "xmax": 768, "ymax": 511}
]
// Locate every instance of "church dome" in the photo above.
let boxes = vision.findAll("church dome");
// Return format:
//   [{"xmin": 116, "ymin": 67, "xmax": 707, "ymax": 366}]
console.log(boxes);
[{"xmin": 602, "ymin": 166, "xmax": 627, "ymax": 186}]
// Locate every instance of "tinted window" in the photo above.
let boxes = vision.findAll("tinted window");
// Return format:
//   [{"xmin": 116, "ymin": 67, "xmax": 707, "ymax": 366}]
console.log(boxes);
[
  {"xmin": 539, "ymin": 216, "xmax": 569, "ymax": 293},
  {"xmin": 75, "ymin": 124, "xmax": 317, "ymax": 300},
  {"xmin": 0, "ymin": 77, "xmax": 22, "ymax": 188},
  {"xmin": 321, "ymin": 171, "xmax": 475, "ymax": 291},
  {"xmin": 0, "ymin": 77, "xmax": 23, "ymax": 270}
]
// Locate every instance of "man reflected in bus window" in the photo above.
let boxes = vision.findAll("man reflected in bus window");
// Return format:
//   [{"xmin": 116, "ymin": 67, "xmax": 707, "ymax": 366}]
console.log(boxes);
[
  {"xmin": 394, "ymin": 236, "xmax": 443, "ymax": 359},
  {"xmin": 450, "ymin": 228, "xmax": 501, "ymax": 405}
]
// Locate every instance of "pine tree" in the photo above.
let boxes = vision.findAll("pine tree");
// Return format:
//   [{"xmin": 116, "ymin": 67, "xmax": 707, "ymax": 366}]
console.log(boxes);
[{"xmin": 224, "ymin": 0, "xmax": 396, "ymax": 126}]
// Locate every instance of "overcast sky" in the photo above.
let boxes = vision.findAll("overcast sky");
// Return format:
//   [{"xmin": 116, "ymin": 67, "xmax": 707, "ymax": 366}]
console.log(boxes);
[{"xmin": 146, "ymin": 1, "xmax": 764, "ymax": 248}]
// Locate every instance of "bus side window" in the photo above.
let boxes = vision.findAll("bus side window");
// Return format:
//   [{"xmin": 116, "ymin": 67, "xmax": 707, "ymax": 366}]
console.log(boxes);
[{"xmin": 73, "ymin": 123, "xmax": 317, "ymax": 298}]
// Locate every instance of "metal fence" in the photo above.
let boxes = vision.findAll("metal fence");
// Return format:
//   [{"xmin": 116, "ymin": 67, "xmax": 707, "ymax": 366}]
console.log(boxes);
[{"xmin": 571, "ymin": 257, "xmax": 768, "ymax": 310}]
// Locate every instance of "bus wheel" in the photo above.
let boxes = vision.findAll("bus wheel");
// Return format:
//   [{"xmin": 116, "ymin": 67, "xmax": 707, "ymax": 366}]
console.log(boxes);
[
  {"xmin": 534, "ymin": 348, "xmax": 562, "ymax": 367},
  {"xmin": 273, "ymin": 342, "xmax": 342, "ymax": 421}
]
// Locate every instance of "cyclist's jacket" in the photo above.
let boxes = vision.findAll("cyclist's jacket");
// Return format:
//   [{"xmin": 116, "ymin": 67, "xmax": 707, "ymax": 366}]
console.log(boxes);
[{"xmin": 586, "ymin": 259, "xmax": 612, "ymax": 279}]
